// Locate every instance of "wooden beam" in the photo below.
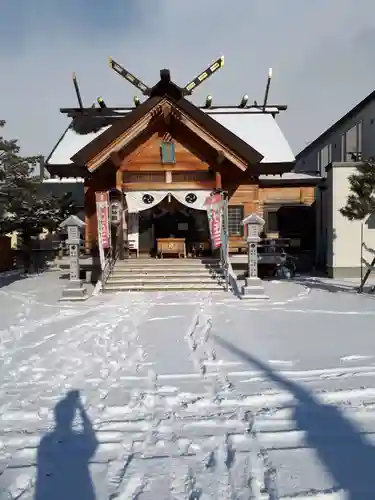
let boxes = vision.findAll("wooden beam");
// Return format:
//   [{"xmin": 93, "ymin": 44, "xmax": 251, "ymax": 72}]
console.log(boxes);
[
  {"xmin": 122, "ymin": 181, "xmax": 216, "ymax": 191},
  {"xmin": 217, "ymin": 151, "xmax": 225, "ymax": 164},
  {"xmin": 119, "ymin": 162, "xmax": 210, "ymax": 172},
  {"xmin": 110, "ymin": 151, "xmax": 122, "ymax": 167},
  {"xmin": 116, "ymin": 168, "xmax": 123, "ymax": 191},
  {"xmin": 162, "ymin": 102, "xmax": 172, "ymax": 125},
  {"xmin": 175, "ymin": 114, "xmax": 248, "ymax": 171}
]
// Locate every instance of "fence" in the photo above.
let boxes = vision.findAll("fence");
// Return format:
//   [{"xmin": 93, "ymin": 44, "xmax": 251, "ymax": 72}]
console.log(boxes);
[{"xmin": 0, "ymin": 236, "xmax": 12, "ymax": 272}]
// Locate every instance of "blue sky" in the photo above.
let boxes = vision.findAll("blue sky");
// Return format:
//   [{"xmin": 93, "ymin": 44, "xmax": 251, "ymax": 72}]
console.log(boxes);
[{"xmin": 1, "ymin": 0, "xmax": 375, "ymax": 156}]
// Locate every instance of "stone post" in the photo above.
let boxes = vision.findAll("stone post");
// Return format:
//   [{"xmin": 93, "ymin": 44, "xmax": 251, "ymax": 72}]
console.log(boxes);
[
  {"xmin": 241, "ymin": 213, "xmax": 268, "ymax": 299},
  {"xmin": 59, "ymin": 215, "xmax": 88, "ymax": 301}
]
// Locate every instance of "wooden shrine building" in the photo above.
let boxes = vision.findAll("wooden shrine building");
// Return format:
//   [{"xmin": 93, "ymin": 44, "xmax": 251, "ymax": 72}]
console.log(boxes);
[{"xmin": 45, "ymin": 58, "xmax": 319, "ymax": 265}]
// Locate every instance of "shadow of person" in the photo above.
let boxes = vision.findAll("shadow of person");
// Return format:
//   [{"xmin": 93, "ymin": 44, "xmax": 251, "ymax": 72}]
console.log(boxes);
[
  {"xmin": 34, "ymin": 390, "xmax": 98, "ymax": 500},
  {"xmin": 213, "ymin": 335, "xmax": 375, "ymax": 500}
]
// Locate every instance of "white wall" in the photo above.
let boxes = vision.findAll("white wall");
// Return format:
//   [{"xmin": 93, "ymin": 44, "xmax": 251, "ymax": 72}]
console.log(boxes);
[
  {"xmin": 325, "ymin": 163, "xmax": 375, "ymax": 278},
  {"xmin": 295, "ymin": 98, "xmax": 375, "ymax": 177}
]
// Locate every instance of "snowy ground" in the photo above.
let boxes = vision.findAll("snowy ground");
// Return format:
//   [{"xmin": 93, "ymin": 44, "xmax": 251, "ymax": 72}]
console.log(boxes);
[{"xmin": 1, "ymin": 272, "xmax": 375, "ymax": 499}]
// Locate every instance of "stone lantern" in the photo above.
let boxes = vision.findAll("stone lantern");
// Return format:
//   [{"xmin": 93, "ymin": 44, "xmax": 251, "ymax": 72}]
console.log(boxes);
[
  {"xmin": 241, "ymin": 213, "xmax": 268, "ymax": 299},
  {"xmin": 59, "ymin": 215, "xmax": 88, "ymax": 301}
]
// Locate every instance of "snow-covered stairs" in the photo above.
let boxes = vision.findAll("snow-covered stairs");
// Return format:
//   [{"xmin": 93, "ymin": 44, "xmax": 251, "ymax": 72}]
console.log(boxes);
[{"xmin": 103, "ymin": 258, "xmax": 226, "ymax": 292}]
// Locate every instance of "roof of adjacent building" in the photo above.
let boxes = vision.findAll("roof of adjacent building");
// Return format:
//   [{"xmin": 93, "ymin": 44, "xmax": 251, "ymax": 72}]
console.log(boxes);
[
  {"xmin": 296, "ymin": 88, "xmax": 375, "ymax": 160},
  {"xmin": 259, "ymin": 172, "xmax": 319, "ymax": 180},
  {"xmin": 258, "ymin": 171, "xmax": 321, "ymax": 186},
  {"xmin": 46, "ymin": 106, "xmax": 295, "ymax": 167}
]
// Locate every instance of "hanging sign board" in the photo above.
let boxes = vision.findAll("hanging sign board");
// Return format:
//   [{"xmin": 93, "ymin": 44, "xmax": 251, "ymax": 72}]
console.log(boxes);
[{"xmin": 204, "ymin": 193, "xmax": 223, "ymax": 249}]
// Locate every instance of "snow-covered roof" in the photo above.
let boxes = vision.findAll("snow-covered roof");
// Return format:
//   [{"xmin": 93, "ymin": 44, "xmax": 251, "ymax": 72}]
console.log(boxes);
[
  {"xmin": 46, "ymin": 107, "xmax": 295, "ymax": 167},
  {"xmin": 47, "ymin": 125, "xmax": 111, "ymax": 165},
  {"xmin": 43, "ymin": 177, "xmax": 85, "ymax": 183},
  {"xmin": 204, "ymin": 108, "xmax": 295, "ymax": 164},
  {"xmin": 259, "ymin": 172, "xmax": 320, "ymax": 181}
]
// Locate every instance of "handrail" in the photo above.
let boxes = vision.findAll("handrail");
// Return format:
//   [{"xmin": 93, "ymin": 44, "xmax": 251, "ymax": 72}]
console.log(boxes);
[
  {"xmin": 220, "ymin": 194, "xmax": 230, "ymax": 291},
  {"xmin": 220, "ymin": 245, "xmax": 229, "ymax": 292},
  {"xmin": 101, "ymin": 222, "xmax": 122, "ymax": 285}
]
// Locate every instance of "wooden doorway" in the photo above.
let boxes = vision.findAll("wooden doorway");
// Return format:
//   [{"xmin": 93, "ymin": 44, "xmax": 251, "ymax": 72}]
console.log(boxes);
[{"xmin": 136, "ymin": 198, "xmax": 211, "ymax": 257}]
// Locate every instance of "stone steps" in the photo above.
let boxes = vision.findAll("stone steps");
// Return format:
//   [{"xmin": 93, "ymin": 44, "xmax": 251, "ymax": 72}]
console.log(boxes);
[
  {"xmin": 103, "ymin": 258, "xmax": 226, "ymax": 292},
  {"xmin": 103, "ymin": 283, "xmax": 225, "ymax": 292},
  {"xmin": 110, "ymin": 270, "xmax": 224, "ymax": 278},
  {"xmin": 107, "ymin": 275, "xmax": 224, "ymax": 284},
  {"xmin": 114, "ymin": 260, "xmax": 220, "ymax": 268}
]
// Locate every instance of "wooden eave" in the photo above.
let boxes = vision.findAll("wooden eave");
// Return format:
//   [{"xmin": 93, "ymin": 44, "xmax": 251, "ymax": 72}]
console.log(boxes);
[
  {"xmin": 71, "ymin": 96, "xmax": 264, "ymax": 173},
  {"xmin": 71, "ymin": 96, "xmax": 163, "ymax": 166}
]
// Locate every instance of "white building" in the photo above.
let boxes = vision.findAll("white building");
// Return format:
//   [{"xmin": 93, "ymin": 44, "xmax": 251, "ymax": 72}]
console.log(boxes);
[
  {"xmin": 298, "ymin": 88, "xmax": 375, "ymax": 279},
  {"xmin": 316, "ymin": 162, "xmax": 375, "ymax": 279},
  {"xmin": 295, "ymin": 89, "xmax": 375, "ymax": 177}
]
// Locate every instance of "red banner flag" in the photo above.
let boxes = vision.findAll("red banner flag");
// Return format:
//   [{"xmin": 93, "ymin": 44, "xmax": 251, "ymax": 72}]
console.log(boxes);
[
  {"xmin": 95, "ymin": 192, "xmax": 110, "ymax": 249},
  {"xmin": 204, "ymin": 193, "xmax": 223, "ymax": 249}
]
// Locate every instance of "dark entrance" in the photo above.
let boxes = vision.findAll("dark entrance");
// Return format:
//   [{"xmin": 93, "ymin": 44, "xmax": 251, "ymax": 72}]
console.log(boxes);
[
  {"xmin": 138, "ymin": 198, "xmax": 210, "ymax": 257},
  {"xmin": 277, "ymin": 204, "xmax": 316, "ymax": 271}
]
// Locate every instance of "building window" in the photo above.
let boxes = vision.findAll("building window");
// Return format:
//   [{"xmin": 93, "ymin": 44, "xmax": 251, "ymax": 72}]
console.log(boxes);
[
  {"xmin": 263, "ymin": 207, "xmax": 279, "ymax": 233},
  {"xmin": 228, "ymin": 205, "xmax": 244, "ymax": 236},
  {"xmin": 172, "ymin": 171, "xmax": 213, "ymax": 182},
  {"xmin": 341, "ymin": 122, "xmax": 362, "ymax": 161},
  {"xmin": 318, "ymin": 144, "xmax": 332, "ymax": 174},
  {"xmin": 123, "ymin": 172, "xmax": 165, "ymax": 183},
  {"xmin": 160, "ymin": 141, "xmax": 176, "ymax": 164}
]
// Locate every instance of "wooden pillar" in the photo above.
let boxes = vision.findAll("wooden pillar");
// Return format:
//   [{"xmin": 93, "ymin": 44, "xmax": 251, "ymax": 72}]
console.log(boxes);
[
  {"xmin": 165, "ymin": 171, "xmax": 172, "ymax": 184},
  {"xmin": 84, "ymin": 183, "xmax": 97, "ymax": 254},
  {"xmin": 215, "ymin": 171, "xmax": 222, "ymax": 190},
  {"xmin": 116, "ymin": 168, "xmax": 123, "ymax": 191},
  {"xmin": 84, "ymin": 184, "xmax": 91, "ymax": 254}
]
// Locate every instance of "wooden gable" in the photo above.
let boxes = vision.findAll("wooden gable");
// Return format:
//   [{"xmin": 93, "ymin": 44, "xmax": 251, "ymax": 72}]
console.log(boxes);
[
  {"xmin": 120, "ymin": 124, "xmax": 210, "ymax": 171},
  {"xmin": 114, "ymin": 121, "xmax": 218, "ymax": 191},
  {"xmin": 72, "ymin": 96, "xmax": 264, "ymax": 173}
]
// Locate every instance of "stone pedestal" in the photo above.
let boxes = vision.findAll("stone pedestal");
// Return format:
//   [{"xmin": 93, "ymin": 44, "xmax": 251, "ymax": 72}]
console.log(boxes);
[
  {"xmin": 60, "ymin": 279, "xmax": 88, "ymax": 301},
  {"xmin": 59, "ymin": 215, "xmax": 88, "ymax": 302},
  {"xmin": 240, "ymin": 213, "xmax": 268, "ymax": 300},
  {"xmin": 241, "ymin": 277, "xmax": 269, "ymax": 299}
]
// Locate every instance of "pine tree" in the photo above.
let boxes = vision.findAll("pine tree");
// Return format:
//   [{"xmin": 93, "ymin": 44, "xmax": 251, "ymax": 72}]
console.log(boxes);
[
  {"xmin": 340, "ymin": 158, "xmax": 375, "ymax": 220},
  {"xmin": 0, "ymin": 120, "xmax": 77, "ymax": 244}
]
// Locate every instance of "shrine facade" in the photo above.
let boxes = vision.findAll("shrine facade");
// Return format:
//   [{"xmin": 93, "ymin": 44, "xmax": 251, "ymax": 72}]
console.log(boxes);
[{"xmin": 45, "ymin": 62, "xmax": 319, "ymax": 262}]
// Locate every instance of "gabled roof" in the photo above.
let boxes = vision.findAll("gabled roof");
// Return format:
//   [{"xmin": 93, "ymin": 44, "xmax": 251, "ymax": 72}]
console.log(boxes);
[
  {"xmin": 296, "ymin": 88, "xmax": 375, "ymax": 160},
  {"xmin": 46, "ymin": 107, "xmax": 294, "ymax": 169},
  {"xmin": 69, "ymin": 95, "xmax": 263, "ymax": 170},
  {"xmin": 46, "ymin": 73, "xmax": 294, "ymax": 173}
]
